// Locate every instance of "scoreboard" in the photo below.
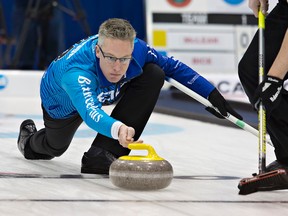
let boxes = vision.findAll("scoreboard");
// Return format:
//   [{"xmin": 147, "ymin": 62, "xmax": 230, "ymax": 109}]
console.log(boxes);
[{"xmin": 145, "ymin": 0, "xmax": 277, "ymax": 102}]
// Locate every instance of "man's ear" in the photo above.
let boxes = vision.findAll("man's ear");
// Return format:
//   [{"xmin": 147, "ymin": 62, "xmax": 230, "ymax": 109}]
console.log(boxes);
[{"xmin": 95, "ymin": 45, "xmax": 100, "ymax": 58}]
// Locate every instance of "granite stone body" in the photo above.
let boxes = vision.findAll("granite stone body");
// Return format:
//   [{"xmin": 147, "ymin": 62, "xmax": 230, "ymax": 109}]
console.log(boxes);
[{"xmin": 109, "ymin": 159, "xmax": 173, "ymax": 190}]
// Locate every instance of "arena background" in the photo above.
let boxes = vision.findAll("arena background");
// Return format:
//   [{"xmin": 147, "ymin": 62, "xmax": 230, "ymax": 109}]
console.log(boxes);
[{"xmin": 0, "ymin": 0, "xmax": 146, "ymax": 49}]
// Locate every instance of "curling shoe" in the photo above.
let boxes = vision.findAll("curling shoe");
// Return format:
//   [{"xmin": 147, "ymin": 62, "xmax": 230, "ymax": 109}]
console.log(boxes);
[
  {"xmin": 81, "ymin": 146, "xmax": 117, "ymax": 175},
  {"xmin": 17, "ymin": 119, "xmax": 53, "ymax": 160},
  {"xmin": 266, "ymin": 160, "xmax": 288, "ymax": 172}
]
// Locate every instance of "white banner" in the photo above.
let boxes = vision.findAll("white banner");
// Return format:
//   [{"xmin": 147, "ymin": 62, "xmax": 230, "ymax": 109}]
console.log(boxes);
[
  {"xmin": 169, "ymin": 51, "xmax": 236, "ymax": 73},
  {"xmin": 167, "ymin": 30, "xmax": 235, "ymax": 51},
  {"xmin": 0, "ymin": 70, "xmax": 43, "ymax": 114}
]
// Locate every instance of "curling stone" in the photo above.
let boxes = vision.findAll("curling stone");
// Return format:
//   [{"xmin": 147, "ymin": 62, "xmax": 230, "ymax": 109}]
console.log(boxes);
[{"xmin": 109, "ymin": 143, "xmax": 173, "ymax": 190}]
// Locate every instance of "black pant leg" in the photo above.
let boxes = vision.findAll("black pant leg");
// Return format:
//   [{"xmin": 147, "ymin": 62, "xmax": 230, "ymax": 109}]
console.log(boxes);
[
  {"xmin": 29, "ymin": 107, "xmax": 83, "ymax": 157},
  {"xmin": 268, "ymin": 95, "xmax": 288, "ymax": 161},
  {"xmin": 238, "ymin": 3, "xmax": 288, "ymax": 161},
  {"xmin": 90, "ymin": 63, "xmax": 165, "ymax": 157}
]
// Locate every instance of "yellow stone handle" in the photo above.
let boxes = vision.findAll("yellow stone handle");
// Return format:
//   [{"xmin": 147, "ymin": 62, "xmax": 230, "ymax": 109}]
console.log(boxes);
[{"xmin": 119, "ymin": 143, "xmax": 164, "ymax": 161}]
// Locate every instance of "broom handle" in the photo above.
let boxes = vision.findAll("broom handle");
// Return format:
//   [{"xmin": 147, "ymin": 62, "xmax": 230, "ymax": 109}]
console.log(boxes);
[
  {"xmin": 258, "ymin": 10, "xmax": 266, "ymax": 174},
  {"xmin": 166, "ymin": 77, "xmax": 273, "ymax": 147}
]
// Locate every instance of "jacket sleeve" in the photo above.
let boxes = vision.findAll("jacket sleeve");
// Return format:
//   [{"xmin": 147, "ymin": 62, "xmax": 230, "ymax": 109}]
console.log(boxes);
[
  {"xmin": 61, "ymin": 69, "xmax": 121, "ymax": 139},
  {"xmin": 140, "ymin": 40, "xmax": 215, "ymax": 98}
]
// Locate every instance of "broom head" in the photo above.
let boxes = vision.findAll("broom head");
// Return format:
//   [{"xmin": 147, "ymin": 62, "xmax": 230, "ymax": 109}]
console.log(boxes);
[{"xmin": 238, "ymin": 169, "xmax": 288, "ymax": 195}]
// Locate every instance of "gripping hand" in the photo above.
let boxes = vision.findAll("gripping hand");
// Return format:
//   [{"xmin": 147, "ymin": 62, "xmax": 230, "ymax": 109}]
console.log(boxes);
[
  {"xmin": 253, "ymin": 75, "xmax": 283, "ymax": 116},
  {"xmin": 207, "ymin": 89, "xmax": 243, "ymax": 120}
]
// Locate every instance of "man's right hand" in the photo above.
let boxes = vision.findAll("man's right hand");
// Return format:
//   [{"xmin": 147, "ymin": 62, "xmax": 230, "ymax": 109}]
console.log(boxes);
[
  {"xmin": 118, "ymin": 125, "xmax": 143, "ymax": 148},
  {"xmin": 249, "ymin": 0, "xmax": 269, "ymax": 17}
]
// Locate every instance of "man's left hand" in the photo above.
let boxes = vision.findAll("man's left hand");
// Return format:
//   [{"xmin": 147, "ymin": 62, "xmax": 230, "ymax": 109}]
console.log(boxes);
[{"xmin": 253, "ymin": 75, "xmax": 283, "ymax": 116}]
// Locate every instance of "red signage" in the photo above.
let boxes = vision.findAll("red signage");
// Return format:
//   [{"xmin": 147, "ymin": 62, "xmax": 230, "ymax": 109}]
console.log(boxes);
[{"xmin": 167, "ymin": 0, "xmax": 192, "ymax": 7}]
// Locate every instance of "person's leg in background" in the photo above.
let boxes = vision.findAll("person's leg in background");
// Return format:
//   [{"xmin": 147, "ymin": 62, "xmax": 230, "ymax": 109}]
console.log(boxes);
[
  {"xmin": 38, "ymin": 5, "xmax": 65, "ymax": 70},
  {"xmin": 12, "ymin": 0, "xmax": 37, "ymax": 69},
  {"xmin": 238, "ymin": 2, "xmax": 288, "ymax": 167}
]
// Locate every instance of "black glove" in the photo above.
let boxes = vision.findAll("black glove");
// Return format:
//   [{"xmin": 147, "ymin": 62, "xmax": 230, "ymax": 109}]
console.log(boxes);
[
  {"xmin": 207, "ymin": 89, "xmax": 243, "ymax": 120},
  {"xmin": 253, "ymin": 75, "xmax": 283, "ymax": 116}
]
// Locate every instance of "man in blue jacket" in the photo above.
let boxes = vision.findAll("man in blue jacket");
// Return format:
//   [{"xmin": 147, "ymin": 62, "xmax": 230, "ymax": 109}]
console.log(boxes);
[{"xmin": 17, "ymin": 18, "xmax": 242, "ymax": 174}]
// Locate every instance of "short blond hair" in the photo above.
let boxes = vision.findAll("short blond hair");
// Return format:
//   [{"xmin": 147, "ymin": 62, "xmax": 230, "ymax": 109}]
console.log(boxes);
[{"xmin": 98, "ymin": 18, "xmax": 136, "ymax": 47}]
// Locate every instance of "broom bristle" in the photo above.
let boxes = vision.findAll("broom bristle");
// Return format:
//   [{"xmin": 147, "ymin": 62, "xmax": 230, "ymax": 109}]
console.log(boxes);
[{"xmin": 238, "ymin": 169, "xmax": 288, "ymax": 195}]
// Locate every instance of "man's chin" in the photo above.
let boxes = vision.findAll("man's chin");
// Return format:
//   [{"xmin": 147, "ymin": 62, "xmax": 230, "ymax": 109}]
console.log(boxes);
[{"xmin": 108, "ymin": 77, "xmax": 121, "ymax": 83}]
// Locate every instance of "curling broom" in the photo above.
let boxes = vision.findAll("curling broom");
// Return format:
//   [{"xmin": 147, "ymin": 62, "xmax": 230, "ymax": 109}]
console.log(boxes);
[
  {"xmin": 167, "ymin": 77, "xmax": 273, "ymax": 146},
  {"xmin": 238, "ymin": 9, "xmax": 288, "ymax": 195}
]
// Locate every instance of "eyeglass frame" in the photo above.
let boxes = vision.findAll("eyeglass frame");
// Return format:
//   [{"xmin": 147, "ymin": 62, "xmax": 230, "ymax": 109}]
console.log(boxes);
[{"xmin": 98, "ymin": 45, "xmax": 133, "ymax": 65}]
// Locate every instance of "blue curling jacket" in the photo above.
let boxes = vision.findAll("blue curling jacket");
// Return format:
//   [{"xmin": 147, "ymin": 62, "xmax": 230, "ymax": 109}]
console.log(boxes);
[{"xmin": 40, "ymin": 35, "xmax": 215, "ymax": 139}]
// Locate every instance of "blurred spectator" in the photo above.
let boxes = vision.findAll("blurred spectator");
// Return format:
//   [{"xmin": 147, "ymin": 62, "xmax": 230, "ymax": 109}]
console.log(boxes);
[
  {"xmin": 0, "ymin": 0, "xmax": 7, "ymax": 44},
  {"xmin": 12, "ymin": 0, "xmax": 65, "ymax": 70}
]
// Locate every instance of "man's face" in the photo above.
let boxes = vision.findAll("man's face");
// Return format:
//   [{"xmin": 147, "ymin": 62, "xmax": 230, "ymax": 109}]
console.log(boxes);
[{"xmin": 96, "ymin": 38, "xmax": 133, "ymax": 83}]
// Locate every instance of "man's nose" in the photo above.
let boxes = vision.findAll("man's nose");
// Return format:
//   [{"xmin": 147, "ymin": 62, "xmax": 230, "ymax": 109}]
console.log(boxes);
[{"xmin": 113, "ymin": 60, "xmax": 122, "ymax": 71}]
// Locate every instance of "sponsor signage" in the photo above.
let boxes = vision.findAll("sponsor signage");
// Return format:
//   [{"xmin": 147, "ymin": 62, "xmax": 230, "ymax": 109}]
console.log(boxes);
[
  {"xmin": 0, "ymin": 74, "xmax": 8, "ymax": 90},
  {"xmin": 146, "ymin": 0, "xmax": 277, "ymax": 102}
]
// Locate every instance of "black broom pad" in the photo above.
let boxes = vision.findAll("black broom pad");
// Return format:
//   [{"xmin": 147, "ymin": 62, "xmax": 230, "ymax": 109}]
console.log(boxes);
[{"xmin": 238, "ymin": 169, "xmax": 288, "ymax": 195}]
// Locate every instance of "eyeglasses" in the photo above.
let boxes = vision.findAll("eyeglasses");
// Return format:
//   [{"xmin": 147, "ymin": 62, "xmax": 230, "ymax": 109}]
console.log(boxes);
[{"xmin": 98, "ymin": 45, "xmax": 132, "ymax": 65}]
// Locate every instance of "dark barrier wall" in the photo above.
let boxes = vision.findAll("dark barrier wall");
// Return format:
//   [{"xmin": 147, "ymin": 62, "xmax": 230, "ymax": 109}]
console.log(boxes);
[
  {"xmin": 0, "ymin": 0, "xmax": 146, "ymax": 68},
  {"xmin": 62, "ymin": 0, "xmax": 146, "ymax": 46}
]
